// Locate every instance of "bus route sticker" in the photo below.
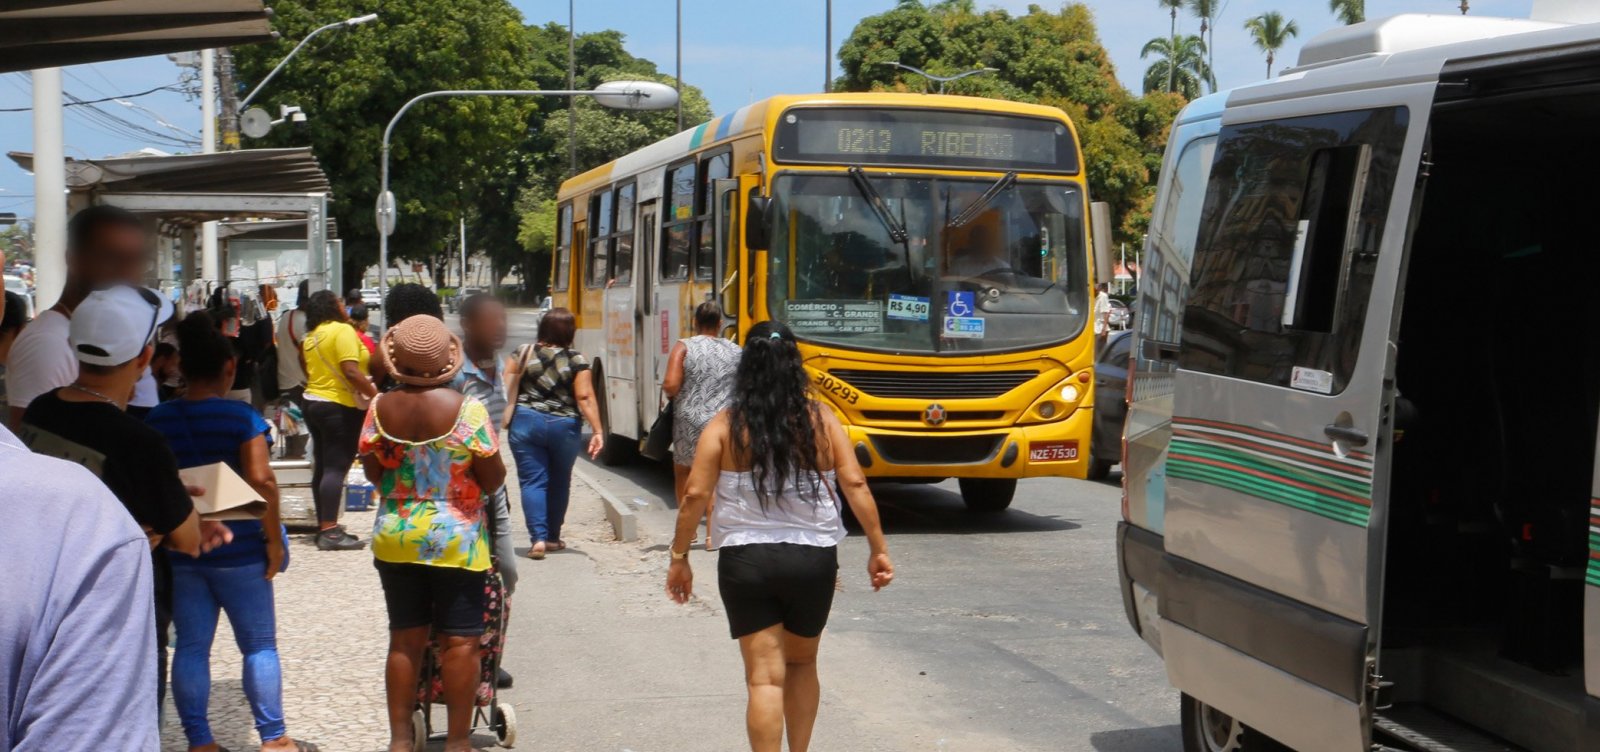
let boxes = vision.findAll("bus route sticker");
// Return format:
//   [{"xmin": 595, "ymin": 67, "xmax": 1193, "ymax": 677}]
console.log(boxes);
[
  {"xmin": 943, "ymin": 316, "xmax": 985, "ymax": 339},
  {"xmin": 887, "ymin": 294, "xmax": 929, "ymax": 321},
  {"xmin": 784, "ymin": 300, "xmax": 885, "ymax": 334}
]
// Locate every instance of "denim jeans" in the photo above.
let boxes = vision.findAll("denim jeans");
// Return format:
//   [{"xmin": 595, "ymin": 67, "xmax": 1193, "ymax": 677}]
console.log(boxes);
[
  {"xmin": 509, "ymin": 405, "xmax": 582, "ymax": 543},
  {"xmin": 170, "ymin": 563, "xmax": 286, "ymax": 746}
]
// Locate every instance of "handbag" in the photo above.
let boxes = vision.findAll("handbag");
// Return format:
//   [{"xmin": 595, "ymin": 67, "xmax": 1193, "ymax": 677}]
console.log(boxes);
[{"xmin": 641, "ymin": 400, "xmax": 674, "ymax": 461}]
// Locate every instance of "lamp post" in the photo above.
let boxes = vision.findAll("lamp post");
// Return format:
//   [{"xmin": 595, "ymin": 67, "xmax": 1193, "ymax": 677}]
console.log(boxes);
[
  {"xmin": 226, "ymin": 12, "xmax": 379, "ymax": 146},
  {"xmin": 375, "ymin": 81, "xmax": 679, "ymax": 315},
  {"xmin": 239, "ymin": 13, "xmax": 379, "ymax": 111},
  {"xmin": 876, "ymin": 62, "xmax": 998, "ymax": 94}
]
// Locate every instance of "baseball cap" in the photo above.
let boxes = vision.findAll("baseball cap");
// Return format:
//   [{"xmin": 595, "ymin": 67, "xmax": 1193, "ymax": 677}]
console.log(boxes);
[{"xmin": 69, "ymin": 285, "xmax": 174, "ymax": 366}]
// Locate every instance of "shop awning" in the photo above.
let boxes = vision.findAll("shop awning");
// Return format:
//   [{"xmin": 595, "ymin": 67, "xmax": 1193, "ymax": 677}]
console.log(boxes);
[{"xmin": 0, "ymin": 1, "xmax": 276, "ymax": 73}]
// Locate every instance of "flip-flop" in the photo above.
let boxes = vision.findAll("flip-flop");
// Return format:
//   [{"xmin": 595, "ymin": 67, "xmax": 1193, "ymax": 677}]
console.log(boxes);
[{"xmin": 527, "ymin": 543, "xmax": 546, "ymax": 560}]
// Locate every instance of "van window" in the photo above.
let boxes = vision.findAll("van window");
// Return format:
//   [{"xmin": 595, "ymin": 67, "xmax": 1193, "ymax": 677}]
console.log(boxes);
[
  {"xmin": 1180, "ymin": 107, "xmax": 1408, "ymax": 393},
  {"xmin": 1141, "ymin": 135, "xmax": 1216, "ymax": 354}
]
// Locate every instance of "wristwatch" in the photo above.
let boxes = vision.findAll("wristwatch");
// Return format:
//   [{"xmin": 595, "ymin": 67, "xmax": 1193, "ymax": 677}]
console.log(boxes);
[{"xmin": 670, "ymin": 547, "xmax": 689, "ymax": 560}]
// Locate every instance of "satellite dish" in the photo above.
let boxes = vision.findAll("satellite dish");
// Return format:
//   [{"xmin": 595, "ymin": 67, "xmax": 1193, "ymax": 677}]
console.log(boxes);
[{"xmin": 240, "ymin": 107, "xmax": 273, "ymax": 139}]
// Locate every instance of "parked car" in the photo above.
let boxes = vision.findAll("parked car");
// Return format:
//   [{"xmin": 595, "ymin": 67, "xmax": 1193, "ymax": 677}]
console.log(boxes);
[
  {"xmin": 359, "ymin": 287, "xmax": 382, "ymax": 310},
  {"xmin": 1087, "ymin": 329, "xmax": 1131, "ymax": 481},
  {"xmin": 445, "ymin": 286, "xmax": 483, "ymax": 313},
  {"xmin": 1107, "ymin": 298, "xmax": 1131, "ymax": 330},
  {"xmin": 4, "ymin": 275, "xmax": 34, "ymax": 320}
]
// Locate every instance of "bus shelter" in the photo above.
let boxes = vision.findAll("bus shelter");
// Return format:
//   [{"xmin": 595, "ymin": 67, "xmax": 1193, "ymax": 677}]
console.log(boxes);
[
  {"xmin": 0, "ymin": 1, "xmax": 274, "ymax": 72},
  {"xmin": 7, "ymin": 147, "xmax": 338, "ymax": 296}
]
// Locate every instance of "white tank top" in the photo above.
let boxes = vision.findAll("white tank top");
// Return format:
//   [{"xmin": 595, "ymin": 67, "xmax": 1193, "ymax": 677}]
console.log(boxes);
[{"xmin": 710, "ymin": 468, "xmax": 845, "ymax": 550}]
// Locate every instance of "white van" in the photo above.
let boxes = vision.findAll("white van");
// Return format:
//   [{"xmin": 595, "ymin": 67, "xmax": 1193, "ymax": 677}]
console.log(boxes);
[{"xmin": 1118, "ymin": 10, "xmax": 1600, "ymax": 752}]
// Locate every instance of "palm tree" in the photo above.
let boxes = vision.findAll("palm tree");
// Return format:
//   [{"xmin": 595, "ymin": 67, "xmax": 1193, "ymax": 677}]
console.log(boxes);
[
  {"xmin": 1142, "ymin": 34, "xmax": 1214, "ymax": 99},
  {"xmin": 1157, "ymin": 0, "xmax": 1185, "ymax": 92},
  {"xmin": 1245, "ymin": 11, "xmax": 1299, "ymax": 78},
  {"xmin": 1188, "ymin": 0, "xmax": 1220, "ymax": 81},
  {"xmin": 1329, "ymin": 0, "xmax": 1364, "ymax": 24}
]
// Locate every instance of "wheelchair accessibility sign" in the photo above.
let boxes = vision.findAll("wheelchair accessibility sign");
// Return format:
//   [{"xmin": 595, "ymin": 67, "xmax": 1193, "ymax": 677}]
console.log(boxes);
[{"xmin": 944, "ymin": 291, "xmax": 985, "ymax": 339}]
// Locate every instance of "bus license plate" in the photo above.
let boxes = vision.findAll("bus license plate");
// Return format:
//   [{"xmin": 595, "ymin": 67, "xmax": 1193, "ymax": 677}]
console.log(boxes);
[{"xmin": 1029, "ymin": 441, "xmax": 1079, "ymax": 462}]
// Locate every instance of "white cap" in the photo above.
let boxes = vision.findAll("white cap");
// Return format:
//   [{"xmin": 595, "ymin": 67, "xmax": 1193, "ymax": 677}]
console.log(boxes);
[{"xmin": 69, "ymin": 285, "xmax": 174, "ymax": 366}]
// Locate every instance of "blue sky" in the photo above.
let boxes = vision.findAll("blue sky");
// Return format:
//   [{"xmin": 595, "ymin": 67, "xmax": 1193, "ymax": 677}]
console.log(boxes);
[{"xmin": 0, "ymin": 0, "xmax": 1536, "ymax": 219}]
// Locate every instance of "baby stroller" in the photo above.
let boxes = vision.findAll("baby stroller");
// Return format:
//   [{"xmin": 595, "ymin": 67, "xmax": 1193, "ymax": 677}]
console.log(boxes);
[{"xmin": 409, "ymin": 565, "xmax": 518, "ymax": 749}]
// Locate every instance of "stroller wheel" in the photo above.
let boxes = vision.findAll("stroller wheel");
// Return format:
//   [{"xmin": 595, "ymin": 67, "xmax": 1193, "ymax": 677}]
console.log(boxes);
[
  {"xmin": 493, "ymin": 703, "xmax": 517, "ymax": 748},
  {"xmin": 410, "ymin": 708, "xmax": 428, "ymax": 752}
]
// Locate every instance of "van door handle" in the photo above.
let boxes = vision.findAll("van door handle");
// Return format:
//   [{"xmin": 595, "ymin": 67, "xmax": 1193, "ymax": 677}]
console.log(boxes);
[{"xmin": 1323, "ymin": 424, "xmax": 1370, "ymax": 447}]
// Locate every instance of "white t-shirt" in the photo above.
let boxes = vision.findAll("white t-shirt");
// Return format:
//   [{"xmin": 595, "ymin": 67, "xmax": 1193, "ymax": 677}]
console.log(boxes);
[
  {"xmin": 6, "ymin": 309, "xmax": 158, "ymax": 411},
  {"xmin": 275, "ymin": 309, "xmax": 306, "ymax": 390},
  {"xmin": 1093, "ymin": 292, "xmax": 1111, "ymax": 336}
]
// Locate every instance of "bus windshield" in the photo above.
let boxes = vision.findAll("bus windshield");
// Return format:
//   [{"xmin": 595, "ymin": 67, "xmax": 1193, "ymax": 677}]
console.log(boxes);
[{"xmin": 768, "ymin": 172, "xmax": 1088, "ymax": 354}]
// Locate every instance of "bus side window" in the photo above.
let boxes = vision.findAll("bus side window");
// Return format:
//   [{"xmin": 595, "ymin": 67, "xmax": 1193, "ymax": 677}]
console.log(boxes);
[
  {"xmin": 588, "ymin": 190, "xmax": 614, "ymax": 289},
  {"xmin": 1180, "ymin": 107, "xmax": 1409, "ymax": 393},
  {"xmin": 614, "ymin": 183, "xmax": 636, "ymax": 287},
  {"xmin": 663, "ymin": 161, "xmax": 694, "ymax": 281},
  {"xmin": 695, "ymin": 152, "xmax": 731, "ymax": 281},
  {"xmin": 554, "ymin": 203, "xmax": 572, "ymax": 292}
]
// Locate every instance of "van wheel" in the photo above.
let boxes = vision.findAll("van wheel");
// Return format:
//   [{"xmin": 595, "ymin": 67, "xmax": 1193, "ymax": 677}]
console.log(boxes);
[
  {"xmin": 593, "ymin": 365, "xmax": 636, "ymax": 466},
  {"xmin": 958, "ymin": 478, "xmax": 1016, "ymax": 512},
  {"xmin": 1086, "ymin": 456, "xmax": 1114, "ymax": 481},
  {"xmin": 1181, "ymin": 694, "xmax": 1276, "ymax": 752}
]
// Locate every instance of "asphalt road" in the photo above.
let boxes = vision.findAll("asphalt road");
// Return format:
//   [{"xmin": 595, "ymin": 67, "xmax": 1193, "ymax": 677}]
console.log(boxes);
[{"xmin": 577, "ymin": 458, "xmax": 1183, "ymax": 751}]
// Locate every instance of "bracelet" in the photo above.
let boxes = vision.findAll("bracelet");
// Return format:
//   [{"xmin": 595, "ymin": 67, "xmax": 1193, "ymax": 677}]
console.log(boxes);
[{"xmin": 670, "ymin": 548, "xmax": 689, "ymax": 560}]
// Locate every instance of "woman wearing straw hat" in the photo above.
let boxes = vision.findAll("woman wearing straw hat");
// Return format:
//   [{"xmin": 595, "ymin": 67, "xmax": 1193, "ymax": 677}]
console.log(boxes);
[{"xmin": 357, "ymin": 315, "xmax": 506, "ymax": 752}]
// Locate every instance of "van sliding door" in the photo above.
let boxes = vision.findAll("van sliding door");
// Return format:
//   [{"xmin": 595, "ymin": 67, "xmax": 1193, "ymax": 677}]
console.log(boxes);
[{"xmin": 1163, "ymin": 85, "xmax": 1433, "ymax": 752}]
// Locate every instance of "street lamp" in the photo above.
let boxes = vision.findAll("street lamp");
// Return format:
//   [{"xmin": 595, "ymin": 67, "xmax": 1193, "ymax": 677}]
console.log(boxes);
[
  {"xmin": 240, "ymin": 12, "xmax": 379, "ymax": 110},
  {"xmin": 375, "ymin": 80, "xmax": 679, "ymax": 311},
  {"xmin": 877, "ymin": 61, "xmax": 998, "ymax": 94}
]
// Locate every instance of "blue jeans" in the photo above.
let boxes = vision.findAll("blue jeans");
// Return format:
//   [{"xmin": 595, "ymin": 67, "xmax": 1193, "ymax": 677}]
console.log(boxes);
[
  {"xmin": 509, "ymin": 406, "xmax": 582, "ymax": 543},
  {"xmin": 170, "ymin": 563, "xmax": 286, "ymax": 746}
]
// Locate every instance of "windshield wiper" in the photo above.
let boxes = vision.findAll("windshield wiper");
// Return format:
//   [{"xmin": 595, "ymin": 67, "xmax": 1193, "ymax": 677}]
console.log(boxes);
[
  {"xmin": 847, "ymin": 166, "xmax": 908, "ymax": 244},
  {"xmin": 948, "ymin": 171, "xmax": 1017, "ymax": 228}
]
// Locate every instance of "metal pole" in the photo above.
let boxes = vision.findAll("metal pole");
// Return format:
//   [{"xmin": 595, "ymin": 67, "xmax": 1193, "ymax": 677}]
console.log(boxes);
[
  {"xmin": 201, "ymin": 49, "xmax": 219, "ymax": 285},
  {"xmin": 824, "ymin": 0, "xmax": 833, "ymax": 92},
  {"xmin": 219, "ymin": 48, "xmax": 239, "ymax": 150},
  {"xmin": 675, "ymin": 0, "xmax": 683, "ymax": 132},
  {"xmin": 239, "ymin": 17, "xmax": 372, "ymax": 110},
  {"xmin": 30, "ymin": 68, "xmax": 66, "ymax": 310},
  {"xmin": 568, "ymin": 0, "xmax": 576, "ymax": 176},
  {"xmin": 459, "ymin": 216, "xmax": 467, "ymax": 288}
]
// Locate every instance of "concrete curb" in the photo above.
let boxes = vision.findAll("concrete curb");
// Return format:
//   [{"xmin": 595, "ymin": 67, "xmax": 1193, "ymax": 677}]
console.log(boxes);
[{"xmin": 573, "ymin": 466, "xmax": 637, "ymax": 542}]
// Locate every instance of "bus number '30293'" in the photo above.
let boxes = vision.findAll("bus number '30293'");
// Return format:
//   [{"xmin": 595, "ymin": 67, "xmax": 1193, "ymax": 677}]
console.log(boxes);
[{"xmin": 813, "ymin": 372, "xmax": 860, "ymax": 404}]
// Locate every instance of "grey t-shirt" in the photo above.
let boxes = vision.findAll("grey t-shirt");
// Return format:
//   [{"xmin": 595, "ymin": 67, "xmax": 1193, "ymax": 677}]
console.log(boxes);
[{"xmin": 0, "ymin": 422, "xmax": 157, "ymax": 750}]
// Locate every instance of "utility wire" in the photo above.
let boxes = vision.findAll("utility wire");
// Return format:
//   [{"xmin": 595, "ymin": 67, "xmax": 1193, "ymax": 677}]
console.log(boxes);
[{"xmin": 0, "ymin": 84, "xmax": 184, "ymax": 112}]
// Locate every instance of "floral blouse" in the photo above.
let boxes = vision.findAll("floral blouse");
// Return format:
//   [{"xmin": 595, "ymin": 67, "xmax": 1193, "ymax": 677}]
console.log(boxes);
[{"xmin": 359, "ymin": 395, "xmax": 499, "ymax": 571}]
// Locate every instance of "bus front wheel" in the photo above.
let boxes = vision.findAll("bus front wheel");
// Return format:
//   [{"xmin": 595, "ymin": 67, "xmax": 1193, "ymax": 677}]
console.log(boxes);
[{"xmin": 958, "ymin": 478, "xmax": 1016, "ymax": 512}]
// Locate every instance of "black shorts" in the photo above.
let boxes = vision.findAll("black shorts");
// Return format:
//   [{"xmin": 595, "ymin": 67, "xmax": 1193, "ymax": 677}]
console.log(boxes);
[
  {"xmin": 717, "ymin": 543, "xmax": 839, "ymax": 639},
  {"xmin": 374, "ymin": 560, "xmax": 488, "ymax": 636}
]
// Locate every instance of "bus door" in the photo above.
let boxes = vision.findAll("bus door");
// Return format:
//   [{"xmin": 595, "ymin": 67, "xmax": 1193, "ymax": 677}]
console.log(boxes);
[
  {"xmin": 636, "ymin": 201, "xmax": 665, "ymax": 430},
  {"xmin": 712, "ymin": 177, "xmax": 742, "ymax": 335},
  {"xmin": 1161, "ymin": 90, "xmax": 1431, "ymax": 752},
  {"xmin": 602, "ymin": 188, "xmax": 640, "ymax": 441}
]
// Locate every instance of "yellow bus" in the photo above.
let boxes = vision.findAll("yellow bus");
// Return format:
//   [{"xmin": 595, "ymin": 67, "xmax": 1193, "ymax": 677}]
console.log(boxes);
[{"xmin": 554, "ymin": 92, "xmax": 1109, "ymax": 511}]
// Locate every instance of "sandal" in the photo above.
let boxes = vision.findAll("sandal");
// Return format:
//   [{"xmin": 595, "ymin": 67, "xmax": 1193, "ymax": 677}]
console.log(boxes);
[
  {"xmin": 288, "ymin": 742, "xmax": 320, "ymax": 752},
  {"xmin": 548, "ymin": 540, "xmax": 567, "ymax": 552},
  {"xmin": 527, "ymin": 541, "xmax": 547, "ymax": 560}
]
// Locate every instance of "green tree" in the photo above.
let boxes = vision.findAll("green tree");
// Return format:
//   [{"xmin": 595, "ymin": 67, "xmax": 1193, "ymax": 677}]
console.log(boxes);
[
  {"xmin": 1156, "ymin": 0, "xmax": 1185, "ymax": 93},
  {"xmin": 837, "ymin": 2, "xmax": 1182, "ymax": 247},
  {"xmin": 1141, "ymin": 34, "xmax": 1213, "ymax": 98},
  {"xmin": 1329, "ymin": 0, "xmax": 1365, "ymax": 24},
  {"xmin": 1245, "ymin": 11, "xmax": 1300, "ymax": 78},
  {"xmin": 232, "ymin": 0, "xmax": 536, "ymax": 285},
  {"xmin": 0, "ymin": 221, "xmax": 33, "ymax": 266}
]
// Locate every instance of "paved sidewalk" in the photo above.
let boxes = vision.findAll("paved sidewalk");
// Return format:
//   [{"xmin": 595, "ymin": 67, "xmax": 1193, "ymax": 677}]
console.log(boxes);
[{"xmin": 160, "ymin": 456, "xmax": 999, "ymax": 751}]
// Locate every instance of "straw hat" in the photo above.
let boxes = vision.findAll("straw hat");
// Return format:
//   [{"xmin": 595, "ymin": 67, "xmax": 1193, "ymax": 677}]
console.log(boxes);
[{"xmin": 380, "ymin": 315, "xmax": 464, "ymax": 387}]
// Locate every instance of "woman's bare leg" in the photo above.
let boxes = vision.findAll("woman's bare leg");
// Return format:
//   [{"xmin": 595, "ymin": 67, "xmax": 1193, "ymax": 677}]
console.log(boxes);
[
  {"xmin": 439, "ymin": 634, "xmax": 480, "ymax": 752},
  {"xmin": 384, "ymin": 627, "xmax": 429, "ymax": 752},
  {"xmin": 782, "ymin": 630, "xmax": 823, "ymax": 752},
  {"xmin": 737, "ymin": 625, "xmax": 787, "ymax": 752}
]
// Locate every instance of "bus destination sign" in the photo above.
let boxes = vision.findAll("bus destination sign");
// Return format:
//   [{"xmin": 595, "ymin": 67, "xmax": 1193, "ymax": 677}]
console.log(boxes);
[{"xmin": 774, "ymin": 107, "xmax": 1077, "ymax": 173}]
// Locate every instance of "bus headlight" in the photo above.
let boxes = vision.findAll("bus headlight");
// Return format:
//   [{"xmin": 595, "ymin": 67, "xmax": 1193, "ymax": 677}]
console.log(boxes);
[{"xmin": 1019, "ymin": 371, "xmax": 1090, "ymax": 425}]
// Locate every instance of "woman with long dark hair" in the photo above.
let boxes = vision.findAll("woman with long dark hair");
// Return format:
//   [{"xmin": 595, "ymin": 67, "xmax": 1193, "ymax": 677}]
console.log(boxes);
[
  {"xmin": 665, "ymin": 321, "xmax": 894, "ymax": 752},
  {"xmin": 298, "ymin": 290, "xmax": 376, "ymax": 551}
]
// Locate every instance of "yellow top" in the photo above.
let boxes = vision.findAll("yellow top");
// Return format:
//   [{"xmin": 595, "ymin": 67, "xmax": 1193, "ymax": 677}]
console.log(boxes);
[{"xmin": 302, "ymin": 321, "xmax": 369, "ymax": 408}]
